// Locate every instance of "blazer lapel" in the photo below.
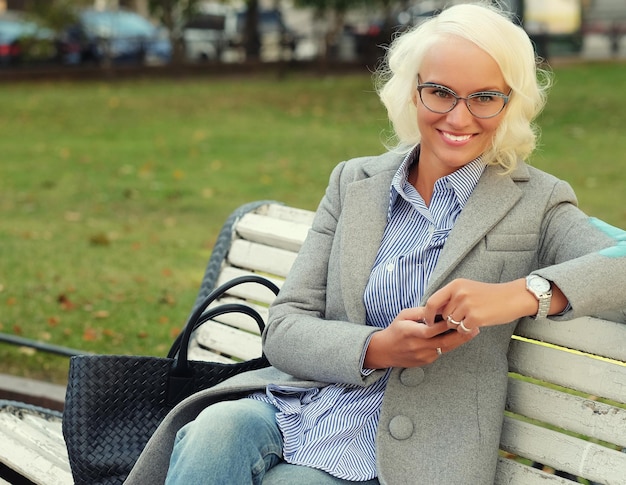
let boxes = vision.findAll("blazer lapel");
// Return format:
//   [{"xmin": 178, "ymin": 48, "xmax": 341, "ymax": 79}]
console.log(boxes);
[
  {"xmin": 340, "ymin": 154, "xmax": 402, "ymax": 323},
  {"xmin": 425, "ymin": 164, "xmax": 528, "ymax": 298}
]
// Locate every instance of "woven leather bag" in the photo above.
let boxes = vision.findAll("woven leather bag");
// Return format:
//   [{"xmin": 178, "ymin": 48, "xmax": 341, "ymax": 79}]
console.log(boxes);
[{"xmin": 62, "ymin": 275, "xmax": 278, "ymax": 485}]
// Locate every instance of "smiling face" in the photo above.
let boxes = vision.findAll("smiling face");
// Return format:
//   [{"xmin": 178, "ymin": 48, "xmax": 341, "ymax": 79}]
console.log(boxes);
[{"xmin": 414, "ymin": 36, "xmax": 509, "ymax": 178}]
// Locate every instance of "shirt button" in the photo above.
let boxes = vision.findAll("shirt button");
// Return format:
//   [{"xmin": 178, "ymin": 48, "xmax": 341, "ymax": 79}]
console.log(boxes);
[
  {"xmin": 386, "ymin": 263, "xmax": 394, "ymax": 272},
  {"xmin": 389, "ymin": 415, "xmax": 414, "ymax": 440}
]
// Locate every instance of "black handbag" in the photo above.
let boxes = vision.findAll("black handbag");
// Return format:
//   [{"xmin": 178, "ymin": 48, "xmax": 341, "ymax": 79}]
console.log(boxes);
[{"xmin": 62, "ymin": 275, "xmax": 279, "ymax": 485}]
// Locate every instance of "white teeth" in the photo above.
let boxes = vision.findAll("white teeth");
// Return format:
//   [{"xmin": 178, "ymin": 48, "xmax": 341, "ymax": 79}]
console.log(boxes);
[{"xmin": 443, "ymin": 132, "xmax": 472, "ymax": 142}]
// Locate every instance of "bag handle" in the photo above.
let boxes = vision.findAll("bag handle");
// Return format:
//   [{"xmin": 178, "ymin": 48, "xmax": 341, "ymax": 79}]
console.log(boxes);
[{"xmin": 169, "ymin": 275, "xmax": 280, "ymax": 375}]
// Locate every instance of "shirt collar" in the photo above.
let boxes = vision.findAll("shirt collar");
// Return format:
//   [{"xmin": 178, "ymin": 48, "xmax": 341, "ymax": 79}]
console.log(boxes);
[{"xmin": 389, "ymin": 145, "xmax": 486, "ymax": 215}]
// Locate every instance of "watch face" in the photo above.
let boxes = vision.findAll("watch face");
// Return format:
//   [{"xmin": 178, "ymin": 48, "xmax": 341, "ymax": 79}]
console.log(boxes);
[{"xmin": 529, "ymin": 276, "xmax": 550, "ymax": 293}]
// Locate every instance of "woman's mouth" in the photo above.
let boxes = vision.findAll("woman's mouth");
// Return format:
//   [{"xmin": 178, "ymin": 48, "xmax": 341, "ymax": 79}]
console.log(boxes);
[{"xmin": 441, "ymin": 131, "xmax": 473, "ymax": 143}]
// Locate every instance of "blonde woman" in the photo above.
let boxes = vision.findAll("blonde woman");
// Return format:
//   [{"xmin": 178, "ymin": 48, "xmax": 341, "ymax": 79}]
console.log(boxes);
[{"xmin": 126, "ymin": 3, "xmax": 626, "ymax": 484}]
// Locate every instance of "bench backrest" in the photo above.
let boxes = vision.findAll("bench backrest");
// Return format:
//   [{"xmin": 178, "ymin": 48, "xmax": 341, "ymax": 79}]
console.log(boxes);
[{"xmin": 193, "ymin": 201, "xmax": 626, "ymax": 485}]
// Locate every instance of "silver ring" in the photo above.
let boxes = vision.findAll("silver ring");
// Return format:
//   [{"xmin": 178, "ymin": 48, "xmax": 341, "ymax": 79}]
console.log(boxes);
[
  {"xmin": 436, "ymin": 347, "xmax": 443, "ymax": 356},
  {"xmin": 447, "ymin": 315, "xmax": 462, "ymax": 326},
  {"xmin": 459, "ymin": 321, "xmax": 472, "ymax": 333}
]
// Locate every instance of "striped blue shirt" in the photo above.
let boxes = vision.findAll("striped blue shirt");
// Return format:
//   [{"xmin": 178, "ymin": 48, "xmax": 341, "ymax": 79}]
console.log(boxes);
[{"xmin": 251, "ymin": 148, "xmax": 485, "ymax": 480}]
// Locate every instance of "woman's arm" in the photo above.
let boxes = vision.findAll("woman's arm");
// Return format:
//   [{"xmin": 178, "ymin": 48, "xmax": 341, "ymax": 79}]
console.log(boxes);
[{"xmin": 263, "ymin": 161, "xmax": 386, "ymax": 386}]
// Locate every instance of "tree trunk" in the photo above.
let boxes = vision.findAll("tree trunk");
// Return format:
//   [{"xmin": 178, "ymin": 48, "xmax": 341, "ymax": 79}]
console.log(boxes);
[
  {"xmin": 150, "ymin": 0, "xmax": 185, "ymax": 65},
  {"xmin": 244, "ymin": 0, "xmax": 261, "ymax": 61}
]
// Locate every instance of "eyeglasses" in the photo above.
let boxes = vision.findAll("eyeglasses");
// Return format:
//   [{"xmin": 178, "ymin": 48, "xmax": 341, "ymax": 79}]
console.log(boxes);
[{"xmin": 416, "ymin": 81, "xmax": 511, "ymax": 119}]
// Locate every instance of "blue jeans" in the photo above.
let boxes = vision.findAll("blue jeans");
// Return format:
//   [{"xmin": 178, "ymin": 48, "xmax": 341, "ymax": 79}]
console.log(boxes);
[{"xmin": 165, "ymin": 398, "xmax": 380, "ymax": 485}]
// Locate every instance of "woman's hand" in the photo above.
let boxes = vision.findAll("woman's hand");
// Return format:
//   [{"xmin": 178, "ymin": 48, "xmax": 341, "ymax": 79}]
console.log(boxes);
[
  {"xmin": 363, "ymin": 278, "xmax": 568, "ymax": 370},
  {"xmin": 364, "ymin": 307, "xmax": 479, "ymax": 369},
  {"xmin": 422, "ymin": 278, "xmax": 568, "ymax": 334}
]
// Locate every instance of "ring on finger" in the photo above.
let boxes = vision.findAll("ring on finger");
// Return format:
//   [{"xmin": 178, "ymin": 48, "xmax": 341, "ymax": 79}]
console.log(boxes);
[
  {"xmin": 436, "ymin": 347, "xmax": 443, "ymax": 356},
  {"xmin": 459, "ymin": 321, "xmax": 472, "ymax": 333},
  {"xmin": 447, "ymin": 315, "xmax": 462, "ymax": 326}
]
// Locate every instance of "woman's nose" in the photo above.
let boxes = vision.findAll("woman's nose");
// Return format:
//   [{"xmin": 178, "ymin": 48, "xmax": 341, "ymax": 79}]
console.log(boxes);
[{"xmin": 445, "ymin": 99, "xmax": 474, "ymax": 126}]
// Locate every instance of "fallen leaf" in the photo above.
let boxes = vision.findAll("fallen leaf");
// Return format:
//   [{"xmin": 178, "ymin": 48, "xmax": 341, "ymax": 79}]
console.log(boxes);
[
  {"xmin": 57, "ymin": 294, "xmax": 76, "ymax": 311},
  {"xmin": 47, "ymin": 316, "xmax": 61, "ymax": 327},
  {"xmin": 83, "ymin": 328, "xmax": 98, "ymax": 341},
  {"xmin": 89, "ymin": 232, "xmax": 111, "ymax": 246},
  {"xmin": 159, "ymin": 293, "xmax": 176, "ymax": 305}
]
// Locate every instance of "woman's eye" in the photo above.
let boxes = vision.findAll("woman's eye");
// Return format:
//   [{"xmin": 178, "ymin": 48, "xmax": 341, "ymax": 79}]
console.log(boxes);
[
  {"xmin": 433, "ymin": 89, "xmax": 451, "ymax": 98},
  {"xmin": 475, "ymin": 94, "xmax": 496, "ymax": 104}
]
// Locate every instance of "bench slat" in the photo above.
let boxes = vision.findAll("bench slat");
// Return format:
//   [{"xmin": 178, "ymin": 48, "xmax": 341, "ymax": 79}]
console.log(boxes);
[
  {"xmin": 215, "ymin": 267, "xmax": 283, "ymax": 305},
  {"xmin": 195, "ymin": 320, "xmax": 262, "ymax": 362},
  {"xmin": 508, "ymin": 338, "xmax": 626, "ymax": 403},
  {"xmin": 495, "ymin": 456, "xmax": 573, "ymax": 484},
  {"xmin": 0, "ymin": 406, "xmax": 72, "ymax": 485},
  {"xmin": 500, "ymin": 417, "xmax": 626, "ymax": 484},
  {"xmin": 516, "ymin": 316, "xmax": 626, "ymax": 362},
  {"xmin": 228, "ymin": 239, "xmax": 298, "ymax": 278},
  {"xmin": 506, "ymin": 378, "xmax": 626, "ymax": 447},
  {"xmin": 236, "ymin": 213, "xmax": 311, "ymax": 252},
  {"xmin": 261, "ymin": 204, "xmax": 316, "ymax": 225},
  {"xmin": 188, "ymin": 344, "xmax": 236, "ymax": 364}
]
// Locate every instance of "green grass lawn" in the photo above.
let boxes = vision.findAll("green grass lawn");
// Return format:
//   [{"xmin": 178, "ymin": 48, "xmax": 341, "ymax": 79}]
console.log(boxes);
[{"xmin": 1, "ymin": 62, "xmax": 625, "ymax": 384}]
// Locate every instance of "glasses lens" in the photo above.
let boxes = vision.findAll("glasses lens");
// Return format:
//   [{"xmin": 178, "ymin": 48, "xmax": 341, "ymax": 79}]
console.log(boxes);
[
  {"xmin": 419, "ymin": 84, "xmax": 508, "ymax": 118},
  {"xmin": 420, "ymin": 86, "xmax": 456, "ymax": 114},
  {"xmin": 467, "ymin": 93, "xmax": 506, "ymax": 118}
]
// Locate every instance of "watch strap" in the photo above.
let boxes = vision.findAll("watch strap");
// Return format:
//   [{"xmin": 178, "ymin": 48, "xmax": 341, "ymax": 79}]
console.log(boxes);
[{"xmin": 536, "ymin": 295, "xmax": 551, "ymax": 319}]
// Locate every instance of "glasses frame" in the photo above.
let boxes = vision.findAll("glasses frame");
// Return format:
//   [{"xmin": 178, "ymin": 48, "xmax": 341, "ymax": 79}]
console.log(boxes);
[{"xmin": 416, "ymin": 81, "xmax": 511, "ymax": 119}]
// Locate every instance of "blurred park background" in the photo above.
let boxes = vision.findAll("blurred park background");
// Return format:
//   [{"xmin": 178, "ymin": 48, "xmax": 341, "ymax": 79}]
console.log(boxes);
[
  {"xmin": 0, "ymin": 0, "xmax": 625, "ymax": 70},
  {"xmin": 1, "ymin": 0, "xmax": 625, "ymax": 387}
]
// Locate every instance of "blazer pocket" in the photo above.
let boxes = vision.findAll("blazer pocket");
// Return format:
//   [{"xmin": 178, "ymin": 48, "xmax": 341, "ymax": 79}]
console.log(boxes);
[{"xmin": 486, "ymin": 234, "xmax": 538, "ymax": 251}]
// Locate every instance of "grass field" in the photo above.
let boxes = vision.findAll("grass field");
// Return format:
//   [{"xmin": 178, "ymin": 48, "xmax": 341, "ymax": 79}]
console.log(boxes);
[{"xmin": 1, "ymin": 61, "xmax": 625, "ymax": 385}]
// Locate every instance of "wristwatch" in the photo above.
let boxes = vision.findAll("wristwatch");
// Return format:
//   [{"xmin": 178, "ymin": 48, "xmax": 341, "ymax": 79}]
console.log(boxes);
[{"xmin": 525, "ymin": 275, "xmax": 552, "ymax": 319}]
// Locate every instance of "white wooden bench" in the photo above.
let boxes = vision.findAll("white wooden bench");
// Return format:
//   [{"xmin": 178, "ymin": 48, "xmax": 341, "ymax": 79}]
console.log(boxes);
[{"xmin": 1, "ymin": 201, "xmax": 625, "ymax": 485}]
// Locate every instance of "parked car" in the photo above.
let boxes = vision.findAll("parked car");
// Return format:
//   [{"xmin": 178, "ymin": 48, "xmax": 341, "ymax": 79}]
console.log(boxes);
[
  {"xmin": 183, "ymin": 4, "xmax": 235, "ymax": 62},
  {"xmin": 69, "ymin": 9, "xmax": 172, "ymax": 65},
  {"xmin": 0, "ymin": 11, "xmax": 58, "ymax": 66},
  {"xmin": 183, "ymin": 6, "xmax": 296, "ymax": 63}
]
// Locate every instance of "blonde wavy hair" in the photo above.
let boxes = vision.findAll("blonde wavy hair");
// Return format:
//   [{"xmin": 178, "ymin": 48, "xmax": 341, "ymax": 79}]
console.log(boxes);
[{"xmin": 376, "ymin": 1, "xmax": 552, "ymax": 172}]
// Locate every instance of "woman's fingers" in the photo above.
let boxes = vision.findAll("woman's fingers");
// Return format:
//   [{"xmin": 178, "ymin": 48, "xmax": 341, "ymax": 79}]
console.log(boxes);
[{"xmin": 425, "ymin": 278, "xmax": 532, "ymax": 331}]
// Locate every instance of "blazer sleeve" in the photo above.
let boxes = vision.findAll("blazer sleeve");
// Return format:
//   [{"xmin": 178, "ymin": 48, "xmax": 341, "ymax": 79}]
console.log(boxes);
[
  {"xmin": 534, "ymin": 179, "xmax": 626, "ymax": 320},
  {"xmin": 262, "ymin": 161, "xmax": 385, "ymax": 387}
]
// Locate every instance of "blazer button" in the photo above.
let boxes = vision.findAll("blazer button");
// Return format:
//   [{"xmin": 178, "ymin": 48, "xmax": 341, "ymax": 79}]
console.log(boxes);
[
  {"xmin": 399, "ymin": 367, "xmax": 425, "ymax": 387},
  {"xmin": 389, "ymin": 415, "xmax": 414, "ymax": 440}
]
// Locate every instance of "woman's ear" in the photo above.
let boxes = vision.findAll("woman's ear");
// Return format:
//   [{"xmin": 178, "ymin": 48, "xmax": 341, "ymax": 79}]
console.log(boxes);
[{"xmin": 411, "ymin": 91, "xmax": 418, "ymax": 107}]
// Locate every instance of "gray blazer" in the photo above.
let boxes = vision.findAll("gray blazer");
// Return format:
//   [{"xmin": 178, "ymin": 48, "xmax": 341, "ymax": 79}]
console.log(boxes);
[{"xmin": 126, "ymin": 151, "xmax": 626, "ymax": 484}]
